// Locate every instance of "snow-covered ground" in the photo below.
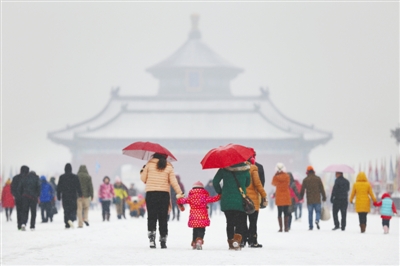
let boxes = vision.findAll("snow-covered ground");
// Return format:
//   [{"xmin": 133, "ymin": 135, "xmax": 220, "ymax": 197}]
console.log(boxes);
[{"xmin": 1, "ymin": 206, "xmax": 399, "ymax": 265}]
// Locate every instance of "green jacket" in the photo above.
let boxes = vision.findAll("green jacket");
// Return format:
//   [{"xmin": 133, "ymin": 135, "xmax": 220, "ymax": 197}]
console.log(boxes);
[
  {"xmin": 77, "ymin": 165, "xmax": 94, "ymax": 199},
  {"xmin": 213, "ymin": 163, "xmax": 251, "ymax": 212}
]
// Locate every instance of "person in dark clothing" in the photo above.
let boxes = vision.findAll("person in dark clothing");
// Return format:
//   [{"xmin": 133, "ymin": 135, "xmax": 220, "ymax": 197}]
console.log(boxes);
[
  {"xmin": 287, "ymin": 172, "xmax": 301, "ymax": 230},
  {"xmin": 40, "ymin": 176, "xmax": 54, "ymax": 223},
  {"xmin": 18, "ymin": 171, "xmax": 41, "ymax": 231},
  {"xmin": 49, "ymin": 177, "xmax": 58, "ymax": 216},
  {"xmin": 170, "ymin": 174, "xmax": 185, "ymax": 221},
  {"xmin": 57, "ymin": 163, "xmax": 82, "ymax": 229},
  {"xmin": 330, "ymin": 172, "xmax": 350, "ymax": 231},
  {"xmin": 205, "ymin": 180, "xmax": 217, "ymax": 218},
  {"xmin": 255, "ymin": 162, "xmax": 265, "ymax": 187},
  {"xmin": 11, "ymin": 165, "xmax": 29, "ymax": 230}
]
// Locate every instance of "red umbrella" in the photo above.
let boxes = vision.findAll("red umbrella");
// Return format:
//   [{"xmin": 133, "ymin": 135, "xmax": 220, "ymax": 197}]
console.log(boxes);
[
  {"xmin": 201, "ymin": 144, "xmax": 254, "ymax": 169},
  {"xmin": 122, "ymin": 141, "xmax": 177, "ymax": 162}
]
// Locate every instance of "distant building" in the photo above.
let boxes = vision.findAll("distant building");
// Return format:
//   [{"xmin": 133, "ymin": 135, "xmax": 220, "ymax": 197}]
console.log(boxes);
[{"xmin": 48, "ymin": 14, "xmax": 331, "ymax": 192}]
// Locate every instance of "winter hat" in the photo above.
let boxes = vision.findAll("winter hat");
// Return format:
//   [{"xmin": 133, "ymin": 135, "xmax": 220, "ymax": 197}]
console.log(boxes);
[
  {"xmin": 192, "ymin": 181, "xmax": 204, "ymax": 188},
  {"xmin": 115, "ymin": 176, "xmax": 121, "ymax": 183},
  {"xmin": 275, "ymin": 163, "xmax": 286, "ymax": 173},
  {"xmin": 306, "ymin": 165, "xmax": 314, "ymax": 174},
  {"xmin": 40, "ymin": 175, "xmax": 47, "ymax": 181}
]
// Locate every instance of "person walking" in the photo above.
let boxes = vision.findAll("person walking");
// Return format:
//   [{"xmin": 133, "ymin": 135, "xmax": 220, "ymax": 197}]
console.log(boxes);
[
  {"xmin": 177, "ymin": 181, "xmax": 221, "ymax": 250},
  {"xmin": 294, "ymin": 179, "xmax": 303, "ymax": 220},
  {"xmin": 49, "ymin": 177, "xmax": 58, "ymax": 216},
  {"xmin": 114, "ymin": 177, "xmax": 128, "ymax": 220},
  {"xmin": 140, "ymin": 153, "xmax": 184, "ymax": 249},
  {"xmin": 128, "ymin": 183, "xmax": 137, "ymax": 197},
  {"xmin": 11, "ymin": 165, "xmax": 29, "ymax": 230},
  {"xmin": 18, "ymin": 171, "xmax": 41, "ymax": 231},
  {"xmin": 245, "ymin": 161, "xmax": 268, "ymax": 247},
  {"xmin": 330, "ymin": 172, "xmax": 350, "ymax": 231},
  {"xmin": 373, "ymin": 192, "xmax": 398, "ymax": 234},
  {"xmin": 204, "ymin": 179, "xmax": 217, "ymax": 218},
  {"xmin": 39, "ymin": 176, "xmax": 54, "ymax": 223},
  {"xmin": 299, "ymin": 166, "xmax": 327, "ymax": 231},
  {"xmin": 99, "ymin": 176, "xmax": 114, "ymax": 221},
  {"xmin": 170, "ymin": 174, "xmax": 185, "ymax": 221},
  {"xmin": 349, "ymin": 172, "xmax": 377, "ymax": 233},
  {"xmin": 77, "ymin": 165, "xmax": 94, "ymax": 228},
  {"xmin": 57, "ymin": 163, "xmax": 82, "ymax": 229},
  {"xmin": 2, "ymin": 179, "xmax": 15, "ymax": 222},
  {"xmin": 271, "ymin": 163, "xmax": 291, "ymax": 232},
  {"xmin": 287, "ymin": 172, "xmax": 300, "ymax": 231},
  {"xmin": 213, "ymin": 162, "xmax": 250, "ymax": 251}
]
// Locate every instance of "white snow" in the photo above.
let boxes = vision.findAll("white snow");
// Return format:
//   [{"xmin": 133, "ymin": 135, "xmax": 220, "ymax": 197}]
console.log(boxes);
[{"xmin": 1, "ymin": 206, "xmax": 399, "ymax": 265}]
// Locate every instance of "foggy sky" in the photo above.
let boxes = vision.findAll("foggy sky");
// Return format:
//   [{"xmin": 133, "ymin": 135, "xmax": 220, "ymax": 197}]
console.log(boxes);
[{"xmin": 2, "ymin": 1, "xmax": 399, "ymax": 177}]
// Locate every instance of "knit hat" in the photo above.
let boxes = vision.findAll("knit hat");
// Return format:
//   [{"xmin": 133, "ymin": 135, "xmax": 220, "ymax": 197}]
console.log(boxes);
[
  {"xmin": 275, "ymin": 163, "xmax": 286, "ymax": 173},
  {"xmin": 192, "ymin": 181, "xmax": 204, "ymax": 188},
  {"xmin": 115, "ymin": 176, "xmax": 121, "ymax": 183},
  {"xmin": 306, "ymin": 165, "xmax": 314, "ymax": 173}
]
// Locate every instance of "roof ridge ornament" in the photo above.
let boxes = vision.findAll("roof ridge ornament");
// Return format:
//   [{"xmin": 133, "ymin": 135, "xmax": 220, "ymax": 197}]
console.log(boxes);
[{"xmin": 189, "ymin": 13, "xmax": 201, "ymax": 40}]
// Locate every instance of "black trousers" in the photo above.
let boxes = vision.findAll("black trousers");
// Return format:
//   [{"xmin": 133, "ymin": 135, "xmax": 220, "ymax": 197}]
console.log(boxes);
[
  {"xmin": 277, "ymin": 206, "xmax": 289, "ymax": 217},
  {"xmin": 62, "ymin": 199, "xmax": 77, "ymax": 227},
  {"xmin": 5, "ymin": 207, "xmax": 13, "ymax": 220},
  {"xmin": 332, "ymin": 199, "xmax": 348, "ymax": 229},
  {"xmin": 247, "ymin": 210, "xmax": 259, "ymax": 240},
  {"xmin": 40, "ymin": 201, "xmax": 53, "ymax": 222},
  {"xmin": 382, "ymin": 219, "xmax": 390, "ymax": 227},
  {"xmin": 224, "ymin": 210, "xmax": 247, "ymax": 240},
  {"xmin": 146, "ymin": 191, "xmax": 170, "ymax": 237},
  {"xmin": 192, "ymin": 227, "xmax": 206, "ymax": 242},
  {"xmin": 358, "ymin": 212, "xmax": 367, "ymax": 225},
  {"xmin": 15, "ymin": 198, "xmax": 24, "ymax": 229},
  {"xmin": 101, "ymin": 200, "xmax": 111, "ymax": 217},
  {"xmin": 21, "ymin": 196, "xmax": 37, "ymax": 229}
]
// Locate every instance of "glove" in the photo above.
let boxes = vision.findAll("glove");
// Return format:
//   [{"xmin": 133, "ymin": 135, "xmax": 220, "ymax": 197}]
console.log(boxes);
[
  {"xmin": 261, "ymin": 197, "xmax": 268, "ymax": 208},
  {"xmin": 178, "ymin": 204, "xmax": 185, "ymax": 212},
  {"xmin": 373, "ymin": 202, "xmax": 378, "ymax": 207}
]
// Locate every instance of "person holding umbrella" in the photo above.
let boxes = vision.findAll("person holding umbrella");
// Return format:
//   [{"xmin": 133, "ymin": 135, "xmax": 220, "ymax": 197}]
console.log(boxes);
[{"xmin": 140, "ymin": 153, "xmax": 184, "ymax": 249}]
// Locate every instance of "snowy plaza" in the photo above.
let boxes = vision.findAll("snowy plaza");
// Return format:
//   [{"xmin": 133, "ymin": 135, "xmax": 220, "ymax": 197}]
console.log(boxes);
[{"xmin": 2, "ymin": 206, "xmax": 399, "ymax": 265}]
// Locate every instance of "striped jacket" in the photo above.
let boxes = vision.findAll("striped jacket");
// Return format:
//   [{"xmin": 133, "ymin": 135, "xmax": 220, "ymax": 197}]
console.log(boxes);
[{"xmin": 140, "ymin": 158, "xmax": 183, "ymax": 197}]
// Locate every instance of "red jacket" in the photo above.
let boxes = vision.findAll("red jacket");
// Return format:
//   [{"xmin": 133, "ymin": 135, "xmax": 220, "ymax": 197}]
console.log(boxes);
[
  {"xmin": 177, "ymin": 188, "xmax": 220, "ymax": 228},
  {"xmin": 1, "ymin": 184, "xmax": 15, "ymax": 208}
]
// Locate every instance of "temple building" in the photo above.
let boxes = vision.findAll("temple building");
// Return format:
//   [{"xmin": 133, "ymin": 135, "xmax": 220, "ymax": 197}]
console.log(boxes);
[{"xmin": 48, "ymin": 15, "xmax": 332, "ymax": 191}]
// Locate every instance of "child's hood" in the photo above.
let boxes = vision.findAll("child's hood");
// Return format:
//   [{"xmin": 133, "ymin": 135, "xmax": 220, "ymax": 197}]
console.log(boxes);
[{"xmin": 381, "ymin": 192, "xmax": 391, "ymax": 199}]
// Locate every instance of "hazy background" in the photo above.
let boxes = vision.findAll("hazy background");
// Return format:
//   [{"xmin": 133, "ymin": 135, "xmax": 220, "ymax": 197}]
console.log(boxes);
[{"xmin": 2, "ymin": 1, "xmax": 399, "ymax": 178}]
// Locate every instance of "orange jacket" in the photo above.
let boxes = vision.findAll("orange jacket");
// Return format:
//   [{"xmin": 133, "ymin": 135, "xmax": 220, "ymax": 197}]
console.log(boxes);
[
  {"xmin": 272, "ymin": 172, "xmax": 291, "ymax": 206},
  {"xmin": 247, "ymin": 164, "xmax": 267, "ymax": 211}
]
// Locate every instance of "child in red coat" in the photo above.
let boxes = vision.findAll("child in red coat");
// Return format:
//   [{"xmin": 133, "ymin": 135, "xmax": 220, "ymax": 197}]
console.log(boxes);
[
  {"xmin": 177, "ymin": 181, "xmax": 221, "ymax": 250},
  {"xmin": 373, "ymin": 192, "xmax": 398, "ymax": 234},
  {"xmin": 1, "ymin": 179, "xmax": 15, "ymax": 221}
]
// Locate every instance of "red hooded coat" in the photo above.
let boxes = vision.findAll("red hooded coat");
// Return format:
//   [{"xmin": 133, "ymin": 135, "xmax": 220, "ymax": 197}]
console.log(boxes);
[{"xmin": 1, "ymin": 183, "xmax": 15, "ymax": 208}]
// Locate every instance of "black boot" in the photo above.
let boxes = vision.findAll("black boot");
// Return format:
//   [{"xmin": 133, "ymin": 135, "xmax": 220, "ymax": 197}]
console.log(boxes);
[
  {"xmin": 148, "ymin": 231, "xmax": 156, "ymax": 248},
  {"xmin": 160, "ymin": 235, "xmax": 167, "ymax": 249},
  {"xmin": 102, "ymin": 213, "xmax": 106, "ymax": 222},
  {"xmin": 106, "ymin": 213, "xmax": 110, "ymax": 221},
  {"xmin": 249, "ymin": 234, "xmax": 262, "ymax": 248}
]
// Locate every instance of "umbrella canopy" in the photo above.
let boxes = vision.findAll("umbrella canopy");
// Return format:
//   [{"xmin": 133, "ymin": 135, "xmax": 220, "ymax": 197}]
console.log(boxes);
[
  {"xmin": 201, "ymin": 144, "xmax": 254, "ymax": 169},
  {"xmin": 122, "ymin": 141, "xmax": 177, "ymax": 162},
  {"xmin": 323, "ymin": 164, "xmax": 355, "ymax": 174}
]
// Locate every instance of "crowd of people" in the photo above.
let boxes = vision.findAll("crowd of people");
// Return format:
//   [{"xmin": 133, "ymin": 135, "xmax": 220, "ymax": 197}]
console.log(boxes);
[{"xmin": 1, "ymin": 151, "xmax": 398, "ymax": 251}]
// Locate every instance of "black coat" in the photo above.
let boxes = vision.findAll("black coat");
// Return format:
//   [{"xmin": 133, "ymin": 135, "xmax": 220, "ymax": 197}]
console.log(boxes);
[
  {"xmin": 330, "ymin": 175, "xmax": 350, "ymax": 202},
  {"xmin": 57, "ymin": 164, "xmax": 82, "ymax": 201},
  {"xmin": 11, "ymin": 166, "xmax": 29, "ymax": 200},
  {"xmin": 255, "ymin": 162, "xmax": 265, "ymax": 187},
  {"xmin": 18, "ymin": 172, "xmax": 41, "ymax": 200}
]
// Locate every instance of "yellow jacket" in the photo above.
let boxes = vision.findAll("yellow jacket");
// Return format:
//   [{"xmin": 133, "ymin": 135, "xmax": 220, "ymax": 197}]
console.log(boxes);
[
  {"xmin": 114, "ymin": 186, "xmax": 127, "ymax": 199},
  {"xmin": 349, "ymin": 172, "xmax": 376, "ymax": 213},
  {"xmin": 246, "ymin": 164, "xmax": 267, "ymax": 211},
  {"xmin": 126, "ymin": 198, "xmax": 146, "ymax": 212}
]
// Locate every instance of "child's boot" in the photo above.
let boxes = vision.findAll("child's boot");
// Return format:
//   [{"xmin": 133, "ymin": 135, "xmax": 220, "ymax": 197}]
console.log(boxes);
[
  {"xmin": 191, "ymin": 241, "xmax": 196, "ymax": 249},
  {"xmin": 227, "ymin": 239, "xmax": 235, "ymax": 250},
  {"xmin": 195, "ymin": 237, "xmax": 203, "ymax": 250},
  {"xmin": 383, "ymin": 225, "xmax": 389, "ymax": 234}
]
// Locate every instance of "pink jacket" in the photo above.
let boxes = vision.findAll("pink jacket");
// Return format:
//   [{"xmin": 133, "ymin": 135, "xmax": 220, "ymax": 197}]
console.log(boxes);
[
  {"xmin": 99, "ymin": 183, "xmax": 115, "ymax": 200},
  {"xmin": 177, "ymin": 188, "xmax": 221, "ymax": 228}
]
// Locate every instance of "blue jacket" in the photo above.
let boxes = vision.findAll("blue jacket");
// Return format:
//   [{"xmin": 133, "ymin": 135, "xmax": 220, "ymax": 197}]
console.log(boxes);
[
  {"xmin": 381, "ymin": 198, "xmax": 394, "ymax": 216},
  {"xmin": 40, "ymin": 176, "xmax": 54, "ymax": 203}
]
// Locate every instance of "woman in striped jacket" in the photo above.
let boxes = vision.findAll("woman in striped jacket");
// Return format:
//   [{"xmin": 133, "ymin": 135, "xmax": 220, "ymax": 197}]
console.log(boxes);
[{"xmin": 140, "ymin": 153, "xmax": 184, "ymax": 249}]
